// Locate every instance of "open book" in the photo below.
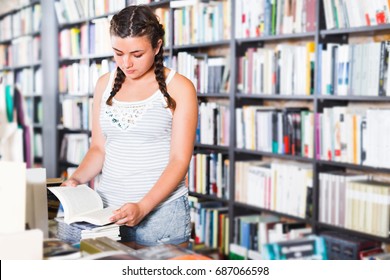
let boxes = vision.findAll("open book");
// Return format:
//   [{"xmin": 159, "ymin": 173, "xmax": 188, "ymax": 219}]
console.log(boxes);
[{"xmin": 48, "ymin": 185, "xmax": 115, "ymax": 226}]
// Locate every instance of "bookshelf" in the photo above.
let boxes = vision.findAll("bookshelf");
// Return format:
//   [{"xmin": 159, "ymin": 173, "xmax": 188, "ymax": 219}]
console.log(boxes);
[
  {"xmin": 53, "ymin": 0, "xmax": 123, "ymax": 178},
  {"xmin": 176, "ymin": 0, "xmax": 390, "ymax": 258},
  {"xmin": 51, "ymin": 0, "xmax": 390, "ymax": 258},
  {"xmin": 0, "ymin": 0, "xmax": 42, "ymax": 167},
  {"xmin": 4, "ymin": 0, "xmax": 388, "ymax": 259},
  {"xmin": 314, "ymin": 0, "xmax": 390, "ymax": 245}
]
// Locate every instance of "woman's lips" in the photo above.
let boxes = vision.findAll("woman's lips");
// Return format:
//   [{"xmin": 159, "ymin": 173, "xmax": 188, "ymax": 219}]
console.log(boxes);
[{"xmin": 125, "ymin": 69, "xmax": 135, "ymax": 75}]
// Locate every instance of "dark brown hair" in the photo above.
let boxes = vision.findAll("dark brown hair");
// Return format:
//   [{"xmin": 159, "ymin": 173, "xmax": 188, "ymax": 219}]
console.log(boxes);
[{"xmin": 107, "ymin": 5, "xmax": 175, "ymax": 110}]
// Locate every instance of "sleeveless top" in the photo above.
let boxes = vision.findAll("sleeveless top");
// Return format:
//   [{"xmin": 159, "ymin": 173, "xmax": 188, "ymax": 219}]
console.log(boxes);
[{"xmin": 97, "ymin": 69, "xmax": 187, "ymax": 209}]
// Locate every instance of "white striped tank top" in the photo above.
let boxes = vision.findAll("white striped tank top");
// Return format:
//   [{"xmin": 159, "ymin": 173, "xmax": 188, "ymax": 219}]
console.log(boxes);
[{"xmin": 97, "ymin": 69, "xmax": 187, "ymax": 209}]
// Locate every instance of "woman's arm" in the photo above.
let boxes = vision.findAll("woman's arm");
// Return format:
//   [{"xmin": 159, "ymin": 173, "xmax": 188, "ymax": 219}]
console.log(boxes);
[
  {"xmin": 61, "ymin": 73, "xmax": 110, "ymax": 186},
  {"xmin": 111, "ymin": 72, "xmax": 198, "ymax": 225}
]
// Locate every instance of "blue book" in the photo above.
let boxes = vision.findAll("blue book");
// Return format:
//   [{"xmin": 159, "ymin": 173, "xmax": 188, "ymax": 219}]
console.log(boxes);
[{"xmin": 264, "ymin": 0, "xmax": 271, "ymax": 36}]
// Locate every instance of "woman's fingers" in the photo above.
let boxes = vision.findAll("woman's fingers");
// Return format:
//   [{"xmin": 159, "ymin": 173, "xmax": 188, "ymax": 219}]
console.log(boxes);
[{"xmin": 115, "ymin": 216, "xmax": 129, "ymax": 225}]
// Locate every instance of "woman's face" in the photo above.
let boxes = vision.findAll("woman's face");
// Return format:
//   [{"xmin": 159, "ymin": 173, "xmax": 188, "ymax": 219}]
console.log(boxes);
[{"xmin": 111, "ymin": 35, "xmax": 161, "ymax": 79}]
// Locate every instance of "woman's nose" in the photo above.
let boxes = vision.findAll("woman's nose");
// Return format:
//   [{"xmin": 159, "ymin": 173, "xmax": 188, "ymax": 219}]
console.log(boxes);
[{"xmin": 123, "ymin": 56, "xmax": 133, "ymax": 69}]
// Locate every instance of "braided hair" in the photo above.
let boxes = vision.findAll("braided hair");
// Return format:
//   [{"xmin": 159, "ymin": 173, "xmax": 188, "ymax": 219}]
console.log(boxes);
[{"xmin": 107, "ymin": 5, "xmax": 176, "ymax": 110}]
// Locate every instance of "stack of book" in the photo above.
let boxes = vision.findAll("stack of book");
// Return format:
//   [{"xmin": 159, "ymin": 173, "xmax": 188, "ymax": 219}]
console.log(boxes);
[
  {"xmin": 55, "ymin": 217, "xmax": 119, "ymax": 244},
  {"xmin": 48, "ymin": 185, "xmax": 120, "ymax": 243}
]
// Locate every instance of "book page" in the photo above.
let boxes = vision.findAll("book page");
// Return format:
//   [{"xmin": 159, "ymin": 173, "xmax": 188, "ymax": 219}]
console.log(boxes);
[
  {"xmin": 74, "ymin": 207, "xmax": 116, "ymax": 226},
  {"xmin": 48, "ymin": 185, "xmax": 104, "ymax": 224},
  {"xmin": 88, "ymin": 223, "xmax": 119, "ymax": 233}
]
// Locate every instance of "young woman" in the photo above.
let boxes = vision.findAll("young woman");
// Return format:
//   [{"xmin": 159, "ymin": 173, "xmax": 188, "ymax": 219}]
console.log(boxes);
[{"xmin": 61, "ymin": 5, "xmax": 198, "ymax": 248}]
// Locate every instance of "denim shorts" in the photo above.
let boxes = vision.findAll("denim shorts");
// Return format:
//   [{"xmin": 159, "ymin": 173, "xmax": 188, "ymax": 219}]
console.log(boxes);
[{"xmin": 119, "ymin": 195, "xmax": 191, "ymax": 246}]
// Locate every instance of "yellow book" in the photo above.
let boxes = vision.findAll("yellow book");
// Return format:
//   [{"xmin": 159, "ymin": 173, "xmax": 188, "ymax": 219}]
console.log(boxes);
[
  {"xmin": 224, "ymin": 216, "xmax": 229, "ymax": 256},
  {"xmin": 70, "ymin": 27, "xmax": 81, "ymax": 56},
  {"xmin": 306, "ymin": 42, "xmax": 315, "ymax": 95}
]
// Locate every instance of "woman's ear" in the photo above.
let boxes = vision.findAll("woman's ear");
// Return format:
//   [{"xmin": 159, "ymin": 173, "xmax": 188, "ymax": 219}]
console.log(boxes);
[{"xmin": 155, "ymin": 39, "xmax": 163, "ymax": 55}]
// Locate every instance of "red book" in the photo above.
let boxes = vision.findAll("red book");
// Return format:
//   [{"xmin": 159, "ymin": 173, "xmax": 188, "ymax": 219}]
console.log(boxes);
[
  {"xmin": 376, "ymin": 11, "xmax": 386, "ymax": 24},
  {"xmin": 306, "ymin": 0, "xmax": 316, "ymax": 32}
]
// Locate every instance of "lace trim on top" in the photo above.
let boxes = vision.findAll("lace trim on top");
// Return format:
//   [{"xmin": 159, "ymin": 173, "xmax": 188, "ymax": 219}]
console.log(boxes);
[
  {"xmin": 105, "ymin": 99, "xmax": 154, "ymax": 131},
  {"xmin": 103, "ymin": 69, "xmax": 176, "ymax": 131}
]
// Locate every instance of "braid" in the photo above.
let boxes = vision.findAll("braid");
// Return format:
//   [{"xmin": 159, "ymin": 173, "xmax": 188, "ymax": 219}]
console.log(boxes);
[
  {"xmin": 154, "ymin": 48, "xmax": 176, "ymax": 110},
  {"xmin": 106, "ymin": 67, "xmax": 126, "ymax": 106}
]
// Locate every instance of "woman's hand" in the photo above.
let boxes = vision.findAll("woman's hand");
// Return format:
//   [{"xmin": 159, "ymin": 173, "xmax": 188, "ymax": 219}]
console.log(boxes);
[
  {"xmin": 60, "ymin": 178, "xmax": 80, "ymax": 187},
  {"xmin": 110, "ymin": 203, "xmax": 146, "ymax": 226}
]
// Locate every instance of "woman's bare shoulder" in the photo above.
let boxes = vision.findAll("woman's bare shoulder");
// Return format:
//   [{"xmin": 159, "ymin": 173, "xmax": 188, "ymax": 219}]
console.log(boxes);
[
  {"xmin": 167, "ymin": 70, "xmax": 196, "ymax": 101},
  {"xmin": 96, "ymin": 72, "xmax": 112, "ymax": 91},
  {"xmin": 94, "ymin": 71, "xmax": 114, "ymax": 99}
]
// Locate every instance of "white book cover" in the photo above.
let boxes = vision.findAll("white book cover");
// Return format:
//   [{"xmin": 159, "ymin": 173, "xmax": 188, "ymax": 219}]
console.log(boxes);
[
  {"xmin": 247, "ymin": 163, "xmax": 271, "ymax": 208},
  {"xmin": 319, "ymin": 173, "xmax": 325, "ymax": 223},
  {"xmin": 333, "ymin": 174, "xmax": 340, "ymax": 226},
  {"xmin": 236, "ymin": 107, "xmax": 244, "ymax": 149},
  {"xmin": 323, "ymin": 0, "xmax": 335, "ymax": 29}
]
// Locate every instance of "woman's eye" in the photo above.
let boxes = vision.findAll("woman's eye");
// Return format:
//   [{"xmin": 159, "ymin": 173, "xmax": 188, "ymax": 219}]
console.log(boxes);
[
  {"xmin": 134, "ymin": 54, "xmax": 143, "ymax": 58},
  {"xmin": 115, "ymin": 53, "xmax": 123, "ymax": 57}
]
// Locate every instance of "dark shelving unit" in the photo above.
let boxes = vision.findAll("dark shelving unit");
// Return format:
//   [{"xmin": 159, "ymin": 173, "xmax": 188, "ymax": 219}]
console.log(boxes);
[
  {"xmin": 0, "ymin": 0, "xmax": 43, "ymax": 168},
  {"xmin": 4, "ymin": 0, "xmax": 388, "ymax": 254}
]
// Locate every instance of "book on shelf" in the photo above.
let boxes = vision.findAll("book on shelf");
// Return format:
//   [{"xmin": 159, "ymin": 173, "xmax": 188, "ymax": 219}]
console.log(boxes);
[
  {"xmin": 318, "ymin": 172, "xmax": 369, "ymax": 228},
  {"xmin": 59, "ymin": 133, "xmax": 89, "ymax": 165},
  {"xmin": 48, "ymin": 184, "xmax": 116, "ymax": 226},
  {"xmin": 228, "ymin": 243, "xmax": 247, "ymax": 260},
  {"xmin": 191, "ymin": 200, "xmax": 225, "ymax": 244},
  {"xmin": 322, "ymin": 0, "xmax": 390, "ymax": 29},
  {"xmin": 233, "ymin": 214, "xmax": 280, "ymax": 252},
  {"xmin": 319, "ymin": 41, "xmax": 390, "ymax": 97},
  {"xmin": 235, "ymin": 160, "xmax": 313, "ymax": 219},
  {"xmin": 262, "ymin": 235, "xmax": 327, "ymax": 260},
  {"xmin": 320, "ymin": 231, "xmax": 382, "ymax": 260}
]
